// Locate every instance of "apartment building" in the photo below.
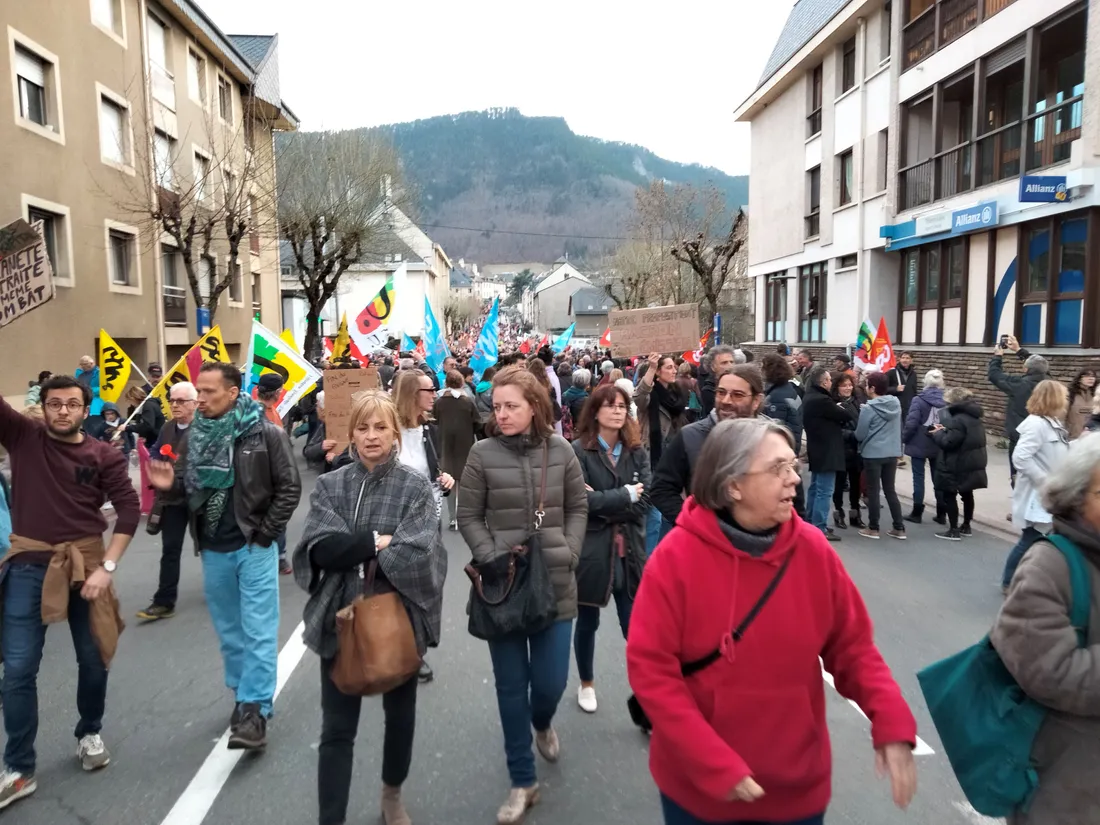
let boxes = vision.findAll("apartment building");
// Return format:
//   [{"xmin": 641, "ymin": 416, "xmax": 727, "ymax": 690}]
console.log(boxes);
[
  {"xmin": 0, "ymin": 0, "xmax": 297, "ymax": 401},
  {"xmin": 884, "ymin": 0, "xmax": 1098, "ymax": 353},
  {"xmin": 735, "ymin": 0, "xmax": 897, "ymax": 349}
]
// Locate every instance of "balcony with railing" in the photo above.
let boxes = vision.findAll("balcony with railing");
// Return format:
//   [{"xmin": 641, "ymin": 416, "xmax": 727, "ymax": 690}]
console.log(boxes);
[
  {"xmin": 903, "ymin": 0, "xmax": 1018, "ymax": 70},
  {"xmin": 163, "ymin": 284, "xmax": 187, "ymax": 327}
]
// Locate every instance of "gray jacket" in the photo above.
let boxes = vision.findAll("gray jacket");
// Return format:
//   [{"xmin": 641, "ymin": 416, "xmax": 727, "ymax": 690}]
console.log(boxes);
[
  {"xmin": 992, "ymin": 517, "xmax": 1100, "ymax": 825},
  {"xmin": 855, "ymin": 395, "xmax": 903, "ymax": 460},
  {"xmin": 1011, "ymin": 415, "xmax": 1070, "ymax": 530},
  {"xmin": 458, "ymin": 432, "xmax": 588, "ymax": 620}
]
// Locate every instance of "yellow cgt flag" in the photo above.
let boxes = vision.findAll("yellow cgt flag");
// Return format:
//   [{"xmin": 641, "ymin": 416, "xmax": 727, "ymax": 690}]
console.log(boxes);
[
  {"xmin": 98, "ymin": 329, "xmax": 133, "ymax": 404},
  {"xmin": 149, "ymin": 325, "xmax": 230, "ymax": 416},
  {"xmin": 279, "ymin": 328, "xmax": 300, "ymax": 354}
]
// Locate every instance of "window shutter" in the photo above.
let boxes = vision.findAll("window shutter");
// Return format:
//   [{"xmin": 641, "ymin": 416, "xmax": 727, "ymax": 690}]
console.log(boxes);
[
  {"xmin": 986, "ymin": 38, "xmax": 1025, "ymax": 75},
  {"xmin": 15, "ymin": 47, "xmax": 46, "ymax": 86}
]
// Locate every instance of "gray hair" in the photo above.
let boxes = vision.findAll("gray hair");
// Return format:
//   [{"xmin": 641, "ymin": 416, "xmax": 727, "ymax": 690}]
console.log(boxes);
[
  {"xmin": 1041, "ymin": 436, "xmax": 1100, "ymax": 518},
  {"xmin": 601, "ymin": 360, "xmax": 614, "ymax": 373},
  {"xmin": 1025, "ymin": 354, "xmax": 1049, "ymax": 375},
  {"xmin": 691, "ymin": 418, "xmax": 796, "ymax": 510},
  {"xmin": 399, "ymin": 358, "xmax": 414, "ymax": 370},
  {"xmin": 943, "ymin": 387, "xmax": 973, "ymax": 405},
  {"xmin": 734, "ymin": 348, "xmax": 747, "ymax": 364},
  {"xmin": 571, "ymin": 369, "xmax": 591, "ymax": 389},
  {"xmin": 806, "ymin": 365, "xmax": 831, "ymax": 390},
  {"xmin": 705, "ymin": 345, "xmax": 735, "ymax": 369},
  {"xmin": 169, "ymin": 381, "xmax": 197, "ymax": 401},
  {"xmin": 924, "ymin": 369, "xmax": 945, "ymax": 389},
  {"xmin": 316, "ymin": 390, "xmax": 325, "ymax": 410}
]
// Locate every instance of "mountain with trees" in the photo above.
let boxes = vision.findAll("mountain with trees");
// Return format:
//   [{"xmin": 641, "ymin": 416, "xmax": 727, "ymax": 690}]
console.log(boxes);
[{"xmin": 374, "ymin": 109, "xmax": 748, "ymax": 263}]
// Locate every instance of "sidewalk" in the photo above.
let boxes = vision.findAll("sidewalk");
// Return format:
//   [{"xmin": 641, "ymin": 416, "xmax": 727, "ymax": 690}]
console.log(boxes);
[{"xmin": 892, "ymin": 439, "xmax": 1016, "ymax": 540}]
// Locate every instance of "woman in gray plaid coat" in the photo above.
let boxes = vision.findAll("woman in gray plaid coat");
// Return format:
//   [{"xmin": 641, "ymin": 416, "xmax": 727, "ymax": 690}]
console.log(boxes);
[{"xmin": 294, "ymin": 391, "xmax": 446, "ymax": 825}]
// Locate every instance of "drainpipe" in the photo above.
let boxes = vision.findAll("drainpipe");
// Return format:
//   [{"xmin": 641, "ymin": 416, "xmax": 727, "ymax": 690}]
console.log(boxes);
[
  {"xmin": 137, "ymin": 0, "xmax": 167, "ymax": 367},
  {"xmin": 855, "ymin": 16, "xmax": 869, "ymax": 324}
]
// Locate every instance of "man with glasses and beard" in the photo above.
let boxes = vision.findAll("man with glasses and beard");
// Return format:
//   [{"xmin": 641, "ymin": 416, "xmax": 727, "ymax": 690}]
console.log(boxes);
[
  {"xmin": 650, "ymin": 365, "xmax": 765, "ymax": 527},
  {"xmin": 0, "ymin": 376, "xmax": 140, "ymax": 811}
]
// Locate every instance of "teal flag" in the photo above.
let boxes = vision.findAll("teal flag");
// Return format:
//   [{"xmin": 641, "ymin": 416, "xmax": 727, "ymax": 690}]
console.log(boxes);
[
  {"xmin": 469, "ymin": 298, "xmax": 500, "ymax": 382},
  {"xmin": 551, "ymin": 322, "xmax": 575, "ymax": 355}
]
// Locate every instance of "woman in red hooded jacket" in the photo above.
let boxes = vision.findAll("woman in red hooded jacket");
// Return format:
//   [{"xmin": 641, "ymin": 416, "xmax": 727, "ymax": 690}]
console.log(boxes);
[{"xmin": 626, "ymin": 417, "xmax": 918, "ymax": 824}]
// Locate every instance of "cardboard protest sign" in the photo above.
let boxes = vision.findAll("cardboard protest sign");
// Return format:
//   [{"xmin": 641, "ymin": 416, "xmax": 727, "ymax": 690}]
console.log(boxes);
[
  {"xmin": 0, "ymin": 218, "xmax": 55, "ymax": 329},
  {"xmin": 323, "ymin": 368, "xmax": 380, "ymax": 453},
  {"xmin": 608, "ymin": 303, "xmax": 701, "ymax": 357}
]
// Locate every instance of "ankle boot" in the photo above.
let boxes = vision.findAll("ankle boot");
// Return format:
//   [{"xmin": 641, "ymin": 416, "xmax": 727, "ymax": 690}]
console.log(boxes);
[
  {"xmin": 849, "ymin": 508, "xmax": 865, "ymax": 529},
  {"xmin": 834, "ymin": 510, "xmax": 847, "ymax": 529},
  {"xmin": 381, "ymin": 784, "xmax": 412, "ymax": 825},
  {"xmin": 903, "ymin": 508, "xmax": 923, "ymax": 525}
]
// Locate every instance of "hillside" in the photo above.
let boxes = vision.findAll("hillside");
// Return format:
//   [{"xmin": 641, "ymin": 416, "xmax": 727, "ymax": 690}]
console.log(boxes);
[{"xmin": 373, "ymin": 109, "xmax": 748, "ymax": 263}]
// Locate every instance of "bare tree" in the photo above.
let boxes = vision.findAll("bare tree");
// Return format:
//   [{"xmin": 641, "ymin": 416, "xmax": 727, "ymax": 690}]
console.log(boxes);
[
  {"xmin": 278, "ymin": 129, "xmax": 409, "ymax": 359},
  {"xmin": 669, "ymin": 205, "xmax": 748, "ymax": 330},
  {"xmin": 443, "ymin": 295, "xmax": 480, "ymax": 335},
  {"xmin": 106, "ymin": 96, "xmax": 281, "ymax": 325}
]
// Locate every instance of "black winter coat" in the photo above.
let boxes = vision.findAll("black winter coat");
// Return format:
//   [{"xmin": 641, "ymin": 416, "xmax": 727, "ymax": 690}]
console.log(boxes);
[
  {"xmin": 572, "ymin": 440, "xmax": 650, "ymax": 607},
  {"xmin": 763, "ymin": 380, "xmax": 803, "ymax": 448},
  {"xmin": 930, "ymin": 400, "xmax": 989, "ymax": 493},
  {"xmin": 836, "ymin": 395, "xmax": 862, "ymax": 468},
  {"xmin": 987, "ymin": 348, "xmax": 1043, "ymax": 439},
  {"xmin": 802, "ymin": 385, "xmax": 856, "ymax": 473}
]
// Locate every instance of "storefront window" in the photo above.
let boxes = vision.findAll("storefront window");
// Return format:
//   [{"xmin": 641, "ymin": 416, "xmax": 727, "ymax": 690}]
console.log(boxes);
[
  {"xmin": 1016, "ymin": 211, "xmax": 1093, "ymax": 347},
  {"xmin": 903, "ymin": 251, "xmax": 919, "ymax": 307},
  {"xmin": 1026, "ymin": 227, "xmax": 1049, "ymax": 293},
  {"xmin": 1058, "ymin": 218, "xmax": 1086, "ymax": 293},
  {"xmin": 799, "ymin": 262, "xmax": 827, "ymax": 343},
  {"xmin": 947, "ymin": 239, "xmax": 965, "ymax": 300},
  {"xmin": 923, "ymin": 246, "xmax": 940, "ymax": 303}
]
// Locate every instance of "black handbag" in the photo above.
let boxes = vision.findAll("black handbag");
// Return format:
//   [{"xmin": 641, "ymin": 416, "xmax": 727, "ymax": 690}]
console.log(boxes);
[
  {"xmin": 627, "ymin": 550, "xmax": 793, "ymax": 732},
  {"xmin": 466, "ymin": 443, "xmax": 558, "ymax": 640}
]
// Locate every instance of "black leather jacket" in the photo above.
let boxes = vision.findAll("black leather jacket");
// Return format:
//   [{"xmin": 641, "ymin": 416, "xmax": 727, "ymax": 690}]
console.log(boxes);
[{"xmin": 179, "ymin": 422, "xmax": 301, "ymax": 553}]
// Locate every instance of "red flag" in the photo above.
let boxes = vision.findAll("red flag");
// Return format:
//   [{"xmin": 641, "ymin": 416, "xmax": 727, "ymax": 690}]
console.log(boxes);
[
  {"xmin": 538, "ymin": 334, "xmax": 549, "ymax": 350},
  {"xmin": 324, "ymin": 334, "xmax": 367, "ymax": 364},
  {"xmin": 682, "ymin": 329, "xmax": 713, "ymax": 366},
  {"xmin": 519, "ymin": 339, "xmax": 531, "ymax": 354},
  {"xmin": 414, "ymin": 339, "xmax": 427, "ymax": 360},
  {"xmin": 598, "ymin": 327, "xmax": 611, "ymax": 348},
  {"xmin": 871, "ymin": 318, "xmax": 896, "ymax": 371}
]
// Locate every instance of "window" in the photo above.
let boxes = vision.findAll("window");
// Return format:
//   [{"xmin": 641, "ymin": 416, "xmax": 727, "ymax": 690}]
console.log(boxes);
[
  {"xmin": 198, "ymin": 255, "xmax": 214, "ymax": 298},
  {"xmin": 15, "ymin": 46, "xmax": 47, "ymax": 126},
  {"xmin": 98, "ymin": 95, "xmax": 127, "ymax": 165},
  {"xmin": 228, "ymin": 260, "xmax": 243, "ymax": 303},
  {"xmin": 154, "ymin": 130, "xmax": 174, "ymax": 189},
  {"xmin": 923, "ymin": 245, "xmax": 940, "ymax": 304},
  {"xmin": 876, "ymin": 129, "xmax": 889, "ymax": 192},
  {"xmin": 91, "ymin": 0, "xmax": 124, "ymax": 41},
  {"xmin": 223, "ymin": 169, "xmax": 236, "ymax": 208},
  {"xmin": 193, "ymin": 151, "xmax": 210, "ymax": 201},
  {"xmin": 1017, "ymin": 213, "xmax": 1088, "ymax": 346},
  {"xmin": 883, "ymin": 2, "xmax": 892, "ymax": 59},
  {"xmin": 838, "ymin": 150, "xmax": 854, "ymax": 205},
  {"xmin": 841, "ymin": 37, "xmax": 857, "ymax": 93},
  {"xmin": 217, "ymin": 75, "xmax": 231, "ymax": 121},
  {"xmin": 798, "ymin": 262, "xmax": 827, "ymax": 342},
  {"xmin": 901, "ymin": 238, "xmax": 966, "ymax": 317},
  {"xmin": 162, "ymin": 245, "xmax": 187, "ymax": 326},
  {"xmin": 837, "ymin": 254, "xmax": 857, "ymax": 269},
  {"xmin": 146, "ymin": 13, "xmax": 168, "ymax": 71},
  {"xmin": 109, "ymin": 229, "xmax": 134, "ymax": 286},
  {"xmin": 27, "ymin": 207, "xmax": 59, "ymax": 274},
  {"xmin": 805, "ymin": 166, "xmax": 821, "ymax": 238},
  {"xmin": 187, "ymin": 49, "xmax": 205, "ymax": 103},
  {"xmin": 902, "ymin": 250, "xmax": 919, "ymax": 308},
  {"xmin": 946, "ymin": 239, "xmax": 965, "ymax": 301},
  {"xmin": 765, "ymin": 273, "xmax": 788, "ymax": 341},
  {"xmin": 251, "ymin": 275, "xmax": 262, "ymax": 320},
  {"xmin": 807, "ymin": 64, "xmax": 823, "ymax": 137}
]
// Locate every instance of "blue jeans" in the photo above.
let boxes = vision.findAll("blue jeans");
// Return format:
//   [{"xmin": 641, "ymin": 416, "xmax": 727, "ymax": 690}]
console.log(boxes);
[
  {"xmin": 201, "ymin": 543, "xmax": 280, "ymax": 717},
  {"xmin": 646, "ymin": 505, "xmax": 673, "ymax": 557},
  {"xmin": 487, "ymin": 619, "xmax": 573, "ymax": 787},
  {"xmin": 807, "ymin": 471, "xmax": 837, "ymax": 532},
  {"xmin": 1002, "ymin": 526, "xmax": 1044, "ymax": 589},
  {"xmin": 910, "ymin": 456, "xmax": 942, "ymax": 516},
  {"xmin": 574, "ymin": 591, "xmax": 632, "ymax": 683},
  {"xmin": 2, "ymin": 563, "xmax": 108, "ymax": 774},
  {"xmin": 660, "ymin": 794, "xmax": 824, "ymax": 825}
]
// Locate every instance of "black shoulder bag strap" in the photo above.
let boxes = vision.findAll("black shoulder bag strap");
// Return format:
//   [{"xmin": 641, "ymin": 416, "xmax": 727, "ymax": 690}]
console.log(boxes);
[{"xmin": 681, "ymin": 550, "xmax": 794, "ymax": 677}]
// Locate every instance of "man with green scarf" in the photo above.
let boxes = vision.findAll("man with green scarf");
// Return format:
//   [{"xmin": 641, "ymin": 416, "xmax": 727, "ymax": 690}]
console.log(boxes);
[{"xmin": 148, "ymin": 362, "xmax": 300, "ymax": 750}]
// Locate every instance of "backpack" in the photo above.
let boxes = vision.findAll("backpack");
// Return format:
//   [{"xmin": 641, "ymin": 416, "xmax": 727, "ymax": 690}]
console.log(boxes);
[{"xmin": 916, "ymin": 533, "xmax": 1091, "ymax": 817}]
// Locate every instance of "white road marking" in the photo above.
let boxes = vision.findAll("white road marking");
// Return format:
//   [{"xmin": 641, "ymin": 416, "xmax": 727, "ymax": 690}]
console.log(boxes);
[
  {"xmin": 158, "ymin": 621, "xmax": 309, "ymax": 825},
  {"xmin": 952, "ymin": 800, "xmax": 1005, "ymax": 824},
  {"xmin": 820, "ymin": 663, "xmax": 936, "ymax": 756}
]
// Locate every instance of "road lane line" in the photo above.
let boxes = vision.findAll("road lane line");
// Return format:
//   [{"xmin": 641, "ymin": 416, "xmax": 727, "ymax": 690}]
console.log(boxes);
[
  {"xmin": 820, "ymin": 663, "xmax": 936, "ymax": 756},
  {"xmin": 952, "ymin": 800, "xmax": 1004, "ymax": 824},
  {"xmin": 158, "ymin": 621, "xmax": 309, "ymax": 825}
]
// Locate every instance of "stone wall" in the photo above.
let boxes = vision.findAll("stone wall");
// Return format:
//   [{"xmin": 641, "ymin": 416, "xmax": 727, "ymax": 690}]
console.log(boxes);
[{"xmin": 786, "ymin": 346, "xmax": 1100, "ymax": 437}]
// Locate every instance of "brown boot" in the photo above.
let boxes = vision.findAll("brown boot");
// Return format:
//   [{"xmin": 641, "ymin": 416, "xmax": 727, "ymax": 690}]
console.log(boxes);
[
  {"xmin": 496, "ymin": 785, "xmax": 539, "ymax": 824},
  {"xmin": 381, "ymin": 784, "xmax": 411, "ymax": 825}
]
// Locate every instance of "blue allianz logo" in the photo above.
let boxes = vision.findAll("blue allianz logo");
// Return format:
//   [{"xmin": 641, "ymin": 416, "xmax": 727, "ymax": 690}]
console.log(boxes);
[
  {"xmin": 951, "ymin": 201, "xmax": 998, "ymax": 235},
  {"xmin": 1019, "ymin": 175, "xmax": 1068, "ymax": 203}
]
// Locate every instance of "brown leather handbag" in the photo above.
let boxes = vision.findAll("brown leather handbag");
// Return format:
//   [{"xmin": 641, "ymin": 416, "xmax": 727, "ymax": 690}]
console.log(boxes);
[{"xmin": 332, "ymin": 559, "xmax": 421, "ymax": 696}]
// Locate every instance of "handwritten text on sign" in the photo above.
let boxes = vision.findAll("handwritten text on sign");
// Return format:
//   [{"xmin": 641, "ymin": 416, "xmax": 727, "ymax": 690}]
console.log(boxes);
[
  {"xmin": 0, "ymin": 218, "xmax": 55, "ymax": 329},
  {"xmin": 323, "ymin": 369, "xmax": 380, "ymax": 454},
  {"xmin": 608, "ymin": 303, "xmax": 701, "ymax": 357}
]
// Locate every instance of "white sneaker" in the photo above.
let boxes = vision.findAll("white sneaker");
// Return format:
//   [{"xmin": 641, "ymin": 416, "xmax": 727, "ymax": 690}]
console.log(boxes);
[
  {"xmin": 0, "ymin": 769, "xmax": 36, "ymax": 810},
  {"xmin": 77, "ymin": 734, "xmax": 110, "ymax": 771},
  {"xmin": 577, "ymin": 685, "xmax": 597, "ymax": 713}
]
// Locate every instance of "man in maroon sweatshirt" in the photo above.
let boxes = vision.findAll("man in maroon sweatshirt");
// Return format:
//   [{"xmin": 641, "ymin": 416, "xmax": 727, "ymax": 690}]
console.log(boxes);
[{"xmin": 0, "ymin": 375, "xmax": 139, "ymax": 812}]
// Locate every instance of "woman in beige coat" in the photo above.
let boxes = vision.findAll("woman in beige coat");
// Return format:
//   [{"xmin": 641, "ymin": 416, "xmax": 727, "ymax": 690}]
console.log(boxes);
[
  {"xmin": 991, "ymin": 435, "xmax": 1100, "ymax": 824},
  {"xmin": 458, "ymin": 366, "xmax": 587, "ymax": 825}
]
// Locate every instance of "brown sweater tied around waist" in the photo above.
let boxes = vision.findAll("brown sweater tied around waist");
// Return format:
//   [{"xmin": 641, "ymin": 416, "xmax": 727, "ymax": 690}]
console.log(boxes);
[{"xmin": 2, "ymin": 534, "xmax": 125, "ymax": 667}]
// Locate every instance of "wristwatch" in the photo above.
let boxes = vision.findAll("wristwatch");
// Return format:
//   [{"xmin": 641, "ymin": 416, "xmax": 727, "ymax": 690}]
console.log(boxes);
[{"xmin": 103, "ymin": 560, "xmax": 118, "ymax": 574}]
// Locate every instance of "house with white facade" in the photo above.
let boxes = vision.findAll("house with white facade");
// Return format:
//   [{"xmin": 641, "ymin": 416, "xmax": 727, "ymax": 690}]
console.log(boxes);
[{"xmin": 523, "ymin": 259, "xmax": 592, "ymax": 332}]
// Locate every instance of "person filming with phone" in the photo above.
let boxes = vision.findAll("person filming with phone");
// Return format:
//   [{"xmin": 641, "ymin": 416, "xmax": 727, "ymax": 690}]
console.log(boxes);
[{"xmin": 988, "ymin": 333, "xmax": 1050, "ymax": 487}]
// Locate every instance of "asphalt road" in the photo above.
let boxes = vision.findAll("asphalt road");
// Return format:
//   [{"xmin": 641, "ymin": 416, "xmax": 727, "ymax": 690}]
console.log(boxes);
[{"xmin": 9, "ymin": 461, "xmax": 1010, "ymax": 825}]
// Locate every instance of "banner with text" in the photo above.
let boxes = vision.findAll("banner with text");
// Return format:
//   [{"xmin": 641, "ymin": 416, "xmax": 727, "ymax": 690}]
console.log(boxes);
[
  {"xmin": 98, "ymin": 329, "xmax": 134, "ymax": 404},
  {"xmin": 150, "ymin": 326, "xmax": 230, "ymax": 416},
  {"xmin": 0, "ymin": 218, "xmax": 55, "ymax": 329},
  {"xmin": 323, "ymin": 368, "xmax": 380, "ymax": 453},
  {"xmin": 608, "ymin": 303, "xmax": 701, "ymax": 357}
]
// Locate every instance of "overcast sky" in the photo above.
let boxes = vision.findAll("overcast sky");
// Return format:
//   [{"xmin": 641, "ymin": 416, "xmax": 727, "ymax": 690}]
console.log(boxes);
[{"xmin": 199, "ymin": 0, "xmax": 795, "ymax": 176}]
